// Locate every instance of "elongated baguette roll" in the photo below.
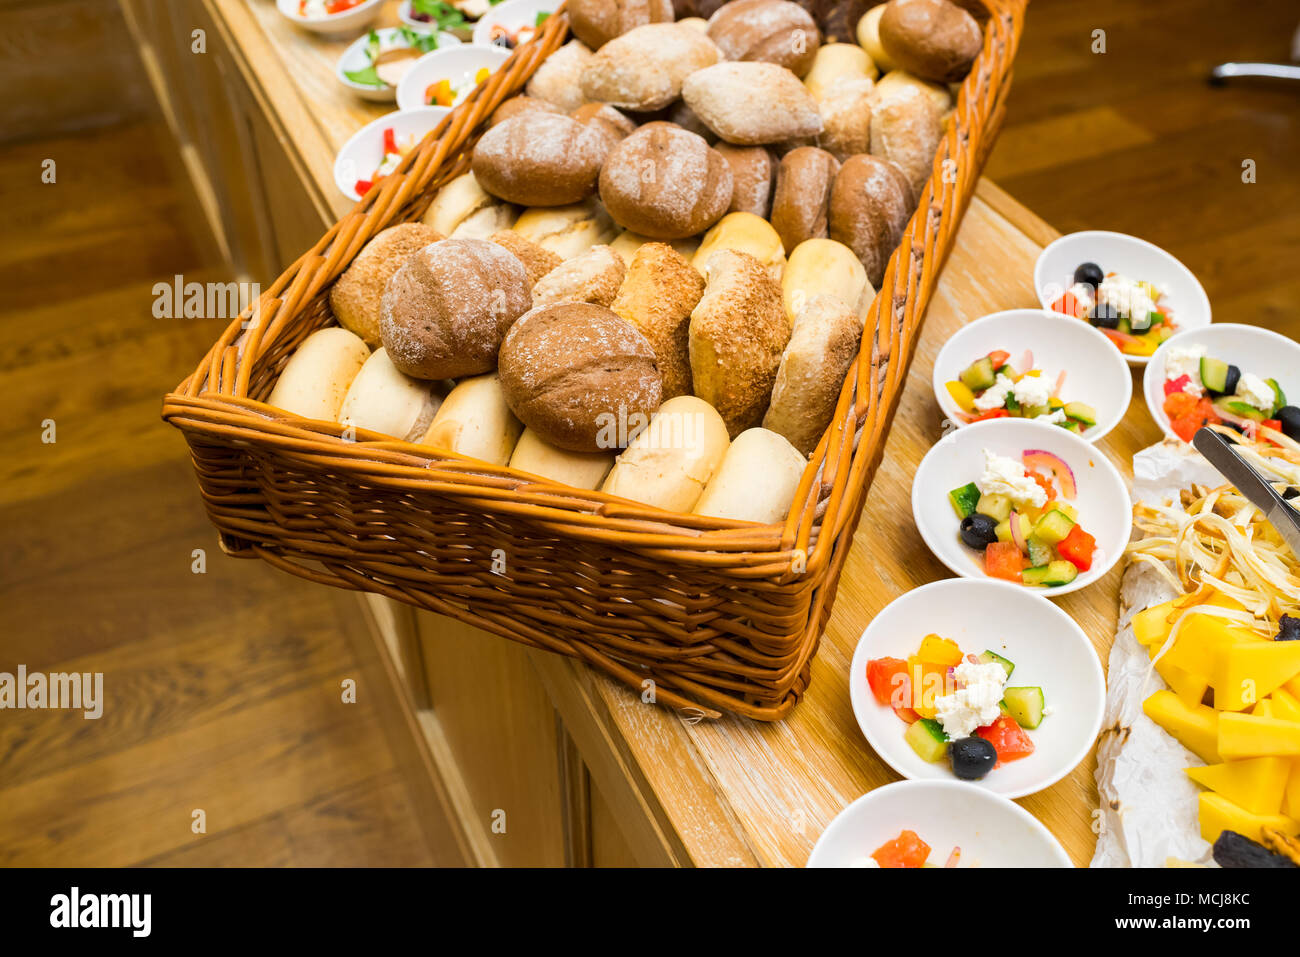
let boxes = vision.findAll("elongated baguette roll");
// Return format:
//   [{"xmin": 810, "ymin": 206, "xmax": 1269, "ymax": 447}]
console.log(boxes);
[
  {"xmin": 600, "ymin": 395, "xmax": 730, "ymax": 512},
  {"xmin": 423, "ymin": 171, "xmax": 518, "ymax": 239},
  {"xmin": 420, "ymin": 372, "xmax": 523, "ymax": 465},
  {"xmin": 338, "ymin": 347, "xmax": 443, "ymax": 442},
  {"xmin": 508, "ymin": 427, "xmax": 615, "ymax": 489},
  {"xmin": 692, "ymin": 426, "xmax": 807, "ymax": 522},
  {"xmin": 267, "ymin": 327, "xmax": 370, "ymax": 422},
  {"xmin": 691, "ymin": 211, "xmax": 786, "ymax": 279},
  {"xmin": 856, "ymin": 4, "xmax": 897, "ymax": 72},
  {"xmin": 512, "ymin": 200, "xmax": 618, "ymax": 260},
  {"xmin": 781, "ymin": 237, "xmax": 874, "ymax": 324}
]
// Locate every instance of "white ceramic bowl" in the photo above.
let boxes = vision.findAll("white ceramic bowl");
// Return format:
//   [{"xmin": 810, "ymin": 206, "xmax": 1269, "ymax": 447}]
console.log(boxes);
[
  {"xmin": 911, "ymin": 418, "xmax": 1130, "ymax": 597},
  {"xmin": 399, "ymin": 0, "xmax": 473, "ymax": 31},
  {"xmin": 932, "ymin": 309, "xmax": 1132, "ymax": 444},
  {"xmin": 333, "ymin": 106, "xmax": 450, "ymax": 201},
  {"xmin": 1033, "ymin": 230, "xmax": 1212, "ymax": 367},
  {"xmin": 848, "ymin": 578, "xmax": 1105, "ymax": 799},
  {"xmin": 806, "ymin": 780, "xmax": 1073, "ymax": 867},
  {"xmin": 1143, "ymin": 322, "xmax": 1300, "ymax": 442},
  {"xmin": 336, "ymin": 28, "xmax": 462, "ymax": 102},
  {"xmin": 395, "ymin": 45, "xmax": 512, "ymax": 111},
  {"xmin": 276, "ymin": 0, "xmax": 384, "ymax": 36},
  {"xmin": 471, "ymin": 0, "xmax": 558, "ymax": 47}
]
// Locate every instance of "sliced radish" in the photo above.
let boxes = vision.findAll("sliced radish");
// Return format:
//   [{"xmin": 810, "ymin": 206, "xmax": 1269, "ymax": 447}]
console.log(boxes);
[
  {"xmin": 1015, "ymin": 350, "xmax": 1033, "ymax": 376},
  {"xmin": 1009, "ymin": 509, "xmax": 1028, "ymax": 554},
  {"xmin": 945, "ymin": 846, "xmax": 961, "ymax": 868},
  {"xmin": 1022, "ymin": 449, "xmax": 1078, "ymax": 500},
  {"xmin": 1052, "ymin": 369, "xmax": 1067, "ymax": 399}
]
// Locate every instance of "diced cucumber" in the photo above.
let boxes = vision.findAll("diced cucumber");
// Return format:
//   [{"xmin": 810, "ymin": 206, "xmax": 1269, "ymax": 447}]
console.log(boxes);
[
  {"xmin": 1048, "ymin": 397, "xmax": 1066, "ymax": 411},
  {"xmin": 1268, "ymin": 378, "xmax": 1287, "ymax": 415},
  {"xmin": 948, "ymin": 482, "xmax": 981, "ymax": 518},
  {"xmin": 1022, "ymin": 404, "xmax": 1051, "ymax": 419},
  {"xmin": 1200, "ymin": 357, "xmax": 1239, "ymax": 396},
  {"xmin": 1021, "ymin": 565, "xmax": 1054, "ymax": 586},
  {"xmin": 904, "ymin": 717, "xmax": 950, "ymax": 762},
  {"xmin": 1044, "ymin": 560, "xmax": 1078, "ymax": 586},
  {"xmin": 959, "ymin": 356, "xmax": 997, "ymax": 392},
  {"xmin": 1117, "ymin": 316, "xmax": 1131, "ymax": 335},
  {"xmin": 1003, "ymin": 686, "xmax": 1046, "ymax": 729},
  {"xmin": 976, "ymin": 492, "xmax": 1012, "ymax": 523},
  {"xmin": 1027, "ymin": 538, "xmax": 1053, "ymax": 568},
  {"xmin": 1063, "ymin": 401, "xmax": 1097, "ymax": 426},
  {"xmin": 978, "ymin": 649, "xmax": 1016, "ymax": 679},
  {"xmin": 995, "ymin": 513, "xmax": 1032, "ymax": 545},
  {"xmin": 1030, "ymin": 509, "xmax": 1076, "ymax": 546},
  {"xmin": 1214, "ymin": 397, "xmax": 1266, "ymax": 422}
]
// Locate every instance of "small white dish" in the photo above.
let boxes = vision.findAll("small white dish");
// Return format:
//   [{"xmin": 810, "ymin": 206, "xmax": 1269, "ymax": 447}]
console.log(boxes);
[
  {"xmin": 337, "ymin": 27, "xmax": 462, "ymax": 102},
  {"xmin": 806, "ymin": 780, "xmax": 1073, "ymax": 867},
  {"xmin": 471, "ymin": 0, "xmax": 557, "ymax": 47},
  {"xmin": 333, "ymin": 106, "xmax": 449, "ymax": 201},
  {"xmin": 848, "ymin": 578, "xmax": 1105, "ymax": 799},
  {"xmin": 1143, "ymin": 322, "xmax": 1300, "ymax": 442},
  {"xmin": 276, "ymin": 0, "xmax": 384, "ymax": 37},
  {"xmin": 1033, "ymin": 230, "xmax": 1212, "ymax": 367},
  {"xmin": 932, "ymin": 308, "xmax": 1132, "ymax": 444},
  {"xmin": 395, "ymin": 45, "xmax": 512, "ymax": 111},
  {"xmin": 911, "ymin": 418, "xmax": 1130, "ymax": 597}
]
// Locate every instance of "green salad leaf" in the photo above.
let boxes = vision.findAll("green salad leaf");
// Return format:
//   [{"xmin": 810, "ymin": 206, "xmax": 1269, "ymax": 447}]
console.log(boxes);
[{"xmin": 344, "ymin": 64, "xmax": 384, "ymax": 87}]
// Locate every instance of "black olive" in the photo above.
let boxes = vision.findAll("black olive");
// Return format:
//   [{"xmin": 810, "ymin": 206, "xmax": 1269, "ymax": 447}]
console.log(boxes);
[
  {"xmin": 1221, "ymin": 364, "xmax": 1242, "ymax": 397},
  {"xmin": 1284, "ymin": 486, "xmax": 1299, "ymax": 501},
  {"xmin": 949, "ymin": 736, "xmax": 998, "ymax": 781},
  {"xmin": 1277, "ymin": 616, "xmax": 1300, "ymax": 642},
  {"xmin": 1089, "ymin": 302, "xmax": 1120, "ymax": 329},
  {"xmin": 1074, "ymin": 262, "xmax": 1104, "ymax": 287},
  {"xmin": 959, "ymin": 513, "xmax": 999, "ymax": 550},
  {"xmin": 1277, "ymin": 406, "xmax": 1300, "ymax": 442}
]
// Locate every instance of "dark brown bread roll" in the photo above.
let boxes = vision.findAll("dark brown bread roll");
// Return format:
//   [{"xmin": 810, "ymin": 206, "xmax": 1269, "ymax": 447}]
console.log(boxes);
[
  {"xmin": 488, "ymin": 95, "xmax": 563, "ymax": 128},
  {"xmin": 598, "ymin": 123, "xmax": 733, "ymax": 239},
  {"xmin": 380, "ymin": 238, "xmax": 532, "ymax": 380},
  {"xmin": 471, "ymin": 112, "xmax": 611, "ymax": 207},
  {"xmin": 769, "ymin": 146, "xmax": 840, "ymax": 252},
  {"xmin": 878, "ymin": 0, "xmax": 981, "ymax": 83},
  {"xmin": 330, "ymin": 222, "xmax": 444, "ymax": 346},
  {"xmin": 568, "ymin": 0, "xmax": 676, "ymax": 50},
  {"xmin": 715, "ymin": 143, "xmax": 776, "ymax": 218},
  {"xmin": 706, "ymin": 0, "xmax": 821, "ymax": 77},
  {"xmin": 569, "ymin": 101, "xmax": 638, "ymax": 144},
  {"xmin": 828, "ymin": 153, "xmax": 914, "ymax": 287},
  {"xmin": 498, "ymin": 302, "xmax": 663, "ymax": 452}
]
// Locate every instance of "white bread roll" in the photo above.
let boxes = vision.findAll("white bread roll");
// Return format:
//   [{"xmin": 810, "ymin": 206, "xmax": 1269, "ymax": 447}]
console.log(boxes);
[
  {"xmin": 337, "ymin": 347, "xmax": 442, "ymax": 442},
  {"xmin": 512, "ymin": 200, "xmax": 617, "ymax": 260},
  {"xmin": 601, "ymin": 395, "xmax": 729, "ymax": 512},
  {"xmin": 420, "ymin": 372, "xmax": 522, "ymax": 465},
  {"xmin": 266, "ymin": 327, "xmax": 370, "ymax": 422},
  {"xmin": 872, "ymin": 68, "xmax": 953, "ymax": 118},
  {"xmin": 856, "ymin": 4, "xmax": 897, "ymax": 73},
  {"xmin": 423, "ymin": 171, "xmax": 518, "ymax": 239},
  {"xmin": 609, "ymin": 229, "xmax": 700, "ymax": 266},
  {"xmin": 691, "ymin": 212, "xmax": 786, "ymax": 280},
  {"xmin": 803, "ymin": 42, "xmax": 877, "ymax": 100},
  {"xmin": 508, "ymin": 427, "xmax": 614, "ymax": 489},
  {"xmin": 692, "ymin": 427, "xmax": 807, "ymax": 523},
  {"xmin": 782, "ymin": 238, "xmax": 875, "ymax": 325}
]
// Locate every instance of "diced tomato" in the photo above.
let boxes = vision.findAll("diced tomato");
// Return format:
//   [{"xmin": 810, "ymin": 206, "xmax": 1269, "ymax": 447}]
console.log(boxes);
[
  {"xmin": 1057, "ymin": 524, "xmax": 1096, "ymax": 571},
  {"xmin": 866, "ymin": 657, "xmax": 908, "ymax": 707},
  {"xmin": 382, "ymin": 127, "xmax": 397, "ymax": 155},
  {"xmin": 1102, "ymin": 328, "xmax": 1141, "ymax": 352},
  {"xmin": 354, "ymin": 179, "xmax": 373, "ymax": 196},
  {"xmin": 987, "ymin": 350, "xmax": 1011, "ymax": 369},
  {"xmin": 984, "ymin": 541, "xmax": 1024, "ymax": 583},
  {"xmin": 970, "ymin": 408, "xmax": 1010, "ymax": 422},
  {"xmin": 976, "ymin": 714, "xmax": 1035, "ymax": 765},
  {"xmin": 1049, "ymin": 292, "xmax": 1087, "ymax": 319},
  {"xmin": 1261, "ymin": 418, "xmax": 1282, "ymax": 435},
  {"xmin": 1163, "ymin": 374, "xmax": 1192, "ymax": 397},
  {"xmin": 1164, "ymin": 393, "xmax": 1220, "ymax": 443},
  {"xmin": 871, "ymin": 830, "xmax": 932, "ymax": 868}
]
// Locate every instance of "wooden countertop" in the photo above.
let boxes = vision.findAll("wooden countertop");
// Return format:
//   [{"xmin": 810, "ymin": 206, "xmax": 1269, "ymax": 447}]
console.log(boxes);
[{"xmin": 207, "ymin": 0, "xmax": 1167, "ymax": 867}]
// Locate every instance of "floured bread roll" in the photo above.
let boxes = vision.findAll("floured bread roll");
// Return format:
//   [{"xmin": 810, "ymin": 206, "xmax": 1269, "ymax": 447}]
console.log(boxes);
[
  {"xmin": 489, "ymin": 95, "xmax": 563, "ymax": 128},
  {"xmin": 330, "ymin": 222, "xmax": 443, "ymax": 347},
  {"xmin": 525, "ymin": 39, "xmax": 596, "ymax": 112},
  {"xmin": 692, "ymin": 426, "xmax": 807, "ymax": 523},
  {"xmin": 267, "ymin": 327, "xmax": 370, "ymax": 422},
  {"xmin": 769, "ymin": 146, "xmax": 839, "ymax": 252},
  {"xmin": 471, "ymin": 112, "xmax": 612, "ymax": 206},
  {"xmin": 512, "ymin": 200, "xmax": 619, "ymax": 260},
  {"xmin": 682, "ymin": 61, "xmax": 823, "ymax": 145},
  {"xmin": 706, "ymin": 0, "xmax": 822, "ymax": 76},
  {"xmin": 423, "ymin": 171, "xmax": 517, "ymax": 239},
  {"xmin": 714, "ymin": 143, "xmax": 776, "ymax": 218},
  {"xmin": 868, "ymin": 82, "xmax": 943, "ymax": 197},
  {"xmin": 828, "ymin": 153, "xmax": 914, "ymax": 286},
  {"xmin": 580, "ymin": 22, "xmax": 720, "ymax": 111},
  {"xmin": 568, "ymin": 0, "xmax": 675, "ymax": 50},
  {"xmin": 802, "ymin": 41, "xmax": 876, "ymax": 99},
  {"xmin": 489, "ymin": 231, "xmax": 562, "ymax": 285},
  {"xmin": 338, "ymin": 347, "xmax": 443, "ymax": 442},
  {"xmin": 531, "ymin": 245, "xmax": 627, "ymax": 307},
  {"xmin": 601, "ymin": 395, "xmax": 730, "ymax": 512}
]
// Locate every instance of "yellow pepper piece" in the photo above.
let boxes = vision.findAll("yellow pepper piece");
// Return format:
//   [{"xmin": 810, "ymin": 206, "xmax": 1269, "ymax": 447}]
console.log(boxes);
[
  {"xmin": 917, "ymin": 634, "xmax": 963, "ymax": 667},
  {"xmin": 945, "ymin": 380, "xmax": 975, "ymax": 414}
]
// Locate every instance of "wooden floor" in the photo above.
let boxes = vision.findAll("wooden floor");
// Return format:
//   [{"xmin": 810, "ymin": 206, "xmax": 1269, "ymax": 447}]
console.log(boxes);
[{"xmin": 0, "ymin": 0, "xmax": 1296, "ymax": 867}]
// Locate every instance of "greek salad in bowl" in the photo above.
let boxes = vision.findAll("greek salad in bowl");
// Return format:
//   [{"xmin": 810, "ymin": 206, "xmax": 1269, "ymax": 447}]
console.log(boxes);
[
  {"xmin": 337, "ymin": 27, "xmax": 460, "ymax": 101},
  {"xmin": 1157, "ymin": 343, "xmax": 1296, "ymax": 444},
  {"xmin": 1048, "ymin": 260, "xmax": 1178, "ymax": 358},
  {"xmin": 945, "ymin": 347, "xmax": 1098, "ymax": 434},
  {"xmin": 864, "ymin": 830, "xmax": 963, "ymax": 868}
]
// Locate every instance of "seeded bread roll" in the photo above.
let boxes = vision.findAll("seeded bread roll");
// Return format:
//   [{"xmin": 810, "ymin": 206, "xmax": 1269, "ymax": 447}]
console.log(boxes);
[
  {"xmin": 691, "ymin": 211, "xmax": 786, "ymax": 279},
  {"xmin": 782, "ymin": 237, "xmax": 874, "ymax": 324},
  {"xmin": 580, "ymin": 23, "xmax": 720, "ymax": 111},
  {"xmin": 762, "ymin": 294, "xmax": 862, "ymax": 454},
  {"xmin": 498, "ymin": 302, "xmax": 663, "ymax": 453},
  {"xmin": 878, "ymin": 0, "xmax": 981, "ymax": 83},
  {"xmin": 802, "ymin": 41, "xmax": 876, "ymax": 99},
  {"xmin": 531, "ymin": 244, "xmax": 627, "ymax": 307},
  {"xmin": 508, "ymin": 427, "xmax": 615, "ymax": 488},
  {"xmin": 423, "ymin": 171, "xmax": 517, "ymax": 239},
  {"xmin": 828, "ymin": 153, "xmax": 914, "ymax": 286},
  {"xmin": 868, "ymin": 82, "xmax": 942, "ymax": 196},
  {"xmin": 267, "ymin": 327, "xmax": 370, "ymax": 422},
  {"xmin": 488, "ymin": 230, "xmax": 562, "ymax": 285},
  {"xmin": 338, "ymin": 347, "xmax": 443, "ymax": 442},
  {"xmin": 608, "ymin": 230, "xmax": 700, "ymax": 266},
  {"xmin": 873, "ymin": 68, "xmax": 952, "ymax": 117},
  {"xmin": 682, "ymin": 61, "xmax": 823, "ymax": 145},
  {"xmin": 856, "ymin": 4, "xmax": 897, "ymax": 72},
  {"xmin": 706, "ymin": 0, "xmax": 821, "ymax": 77},
  {"xmin": 472, "ymin": 112, "xmax": 612, "ymax": 207},
  {"xmin": 489, "ymin": 95, "xmax": 563, "ymax": 128},
  {"xmin": 330, "ymin": 223, "xmax": 443, "ymax": 346},
  {"xmin": 421, "ymin": 372, "xmax": 523, "ymax": 466},
  {"xmin": 817, "ymin": 78, "xmax": 874, "ymax": 161},
  {"xmin": 569, "ymin": 101, "xmax": 637, "ymax": 145},
  {"xmin": 381, "ymin": 238, "xmax": 532, "ymax": 379},
  {"xmin": 769, "ymin": 146, "xmax": 840, "ymax": 252},
  {"xmin": 599, "ymin": 123, "xmax": 733, "ymax": 240},
  {"xmin": 525, "ymin": 39, "xmax": 596, "ymax": 112},
  {"xmin": 568, "ymin": 0, "xmax": 675, "ymax": 50},
  {"xmin": 688, "ymin": 249, "xmax": 791, "ymax": 436},
  {"xmin": 512, "ymin": 200, "xmax": 619, "ymax": 260},
  {"xmin": 600, "ymin": 395, "xmax": 730, "ymax": 512},
  {"xmin": 692, "ymin": 426, "xmax": 807, "ymax": 522},
  {"xmin": 714, "ymin": 143, "xmax": 776, "ymax": 218},
  {"xmin": 610, "ymin": 241, "xmax": 705, "ymax": 398}
]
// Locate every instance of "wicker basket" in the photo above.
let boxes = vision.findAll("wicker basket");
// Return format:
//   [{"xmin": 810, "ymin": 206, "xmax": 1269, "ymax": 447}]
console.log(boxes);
[{"xmin": 162, "ymin": 0, "xmax": 1026, "ymax": 721}]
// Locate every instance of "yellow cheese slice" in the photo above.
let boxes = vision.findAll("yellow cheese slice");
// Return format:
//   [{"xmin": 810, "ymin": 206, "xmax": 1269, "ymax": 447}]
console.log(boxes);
[
  {"xmin": 1218, "ymin": 712, "xmax": 1300, "ymax": 759},
  {"xmin": 1144, "ymin": 691, "xmax": 1220, "ymax": 764},
  {"xmin": 1199, "ymin": 792, "xmax": 1299, "ymax": 845},
  {"xmin": 1186, "ymin": 756, "xmax": 1290, "ymax": 816}
]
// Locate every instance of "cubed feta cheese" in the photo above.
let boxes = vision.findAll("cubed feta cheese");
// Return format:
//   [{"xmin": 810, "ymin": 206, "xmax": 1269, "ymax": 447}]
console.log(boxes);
[
  {"xmin": 1098, "ymin": 274, "xmax": 1157, "ymax": 322},
  {"xmin": 1164, "ymin": 344, "xmax": 1206, "ymax": 394},
  {"xmin": 1012, "ymin": 374, "xmax": 1051, "ymax": 410},
  {"xmin": 1236, "ymin": 372, "xmax": 1276, "ymax": 411},
  {"xmin": 934, "ymin": 661, "xmax": 1008, "ymax": 740},
  {"xmin": 1036, "ymin": 409, "xmax": 1067, "ymax": 425},
  {"xmin": 973, "ymin": 373, "xmax": 1015, "ymax": 412},
  {"xmin": 977, "ymin": 448, "xmax": 1048, "ymax": 509}
]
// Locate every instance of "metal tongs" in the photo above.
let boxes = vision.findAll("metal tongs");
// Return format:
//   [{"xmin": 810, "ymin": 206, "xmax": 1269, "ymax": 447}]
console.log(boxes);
[{"xmin": 1193, "ymin": 427, "xmax": 1300, "ymax": 559}]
